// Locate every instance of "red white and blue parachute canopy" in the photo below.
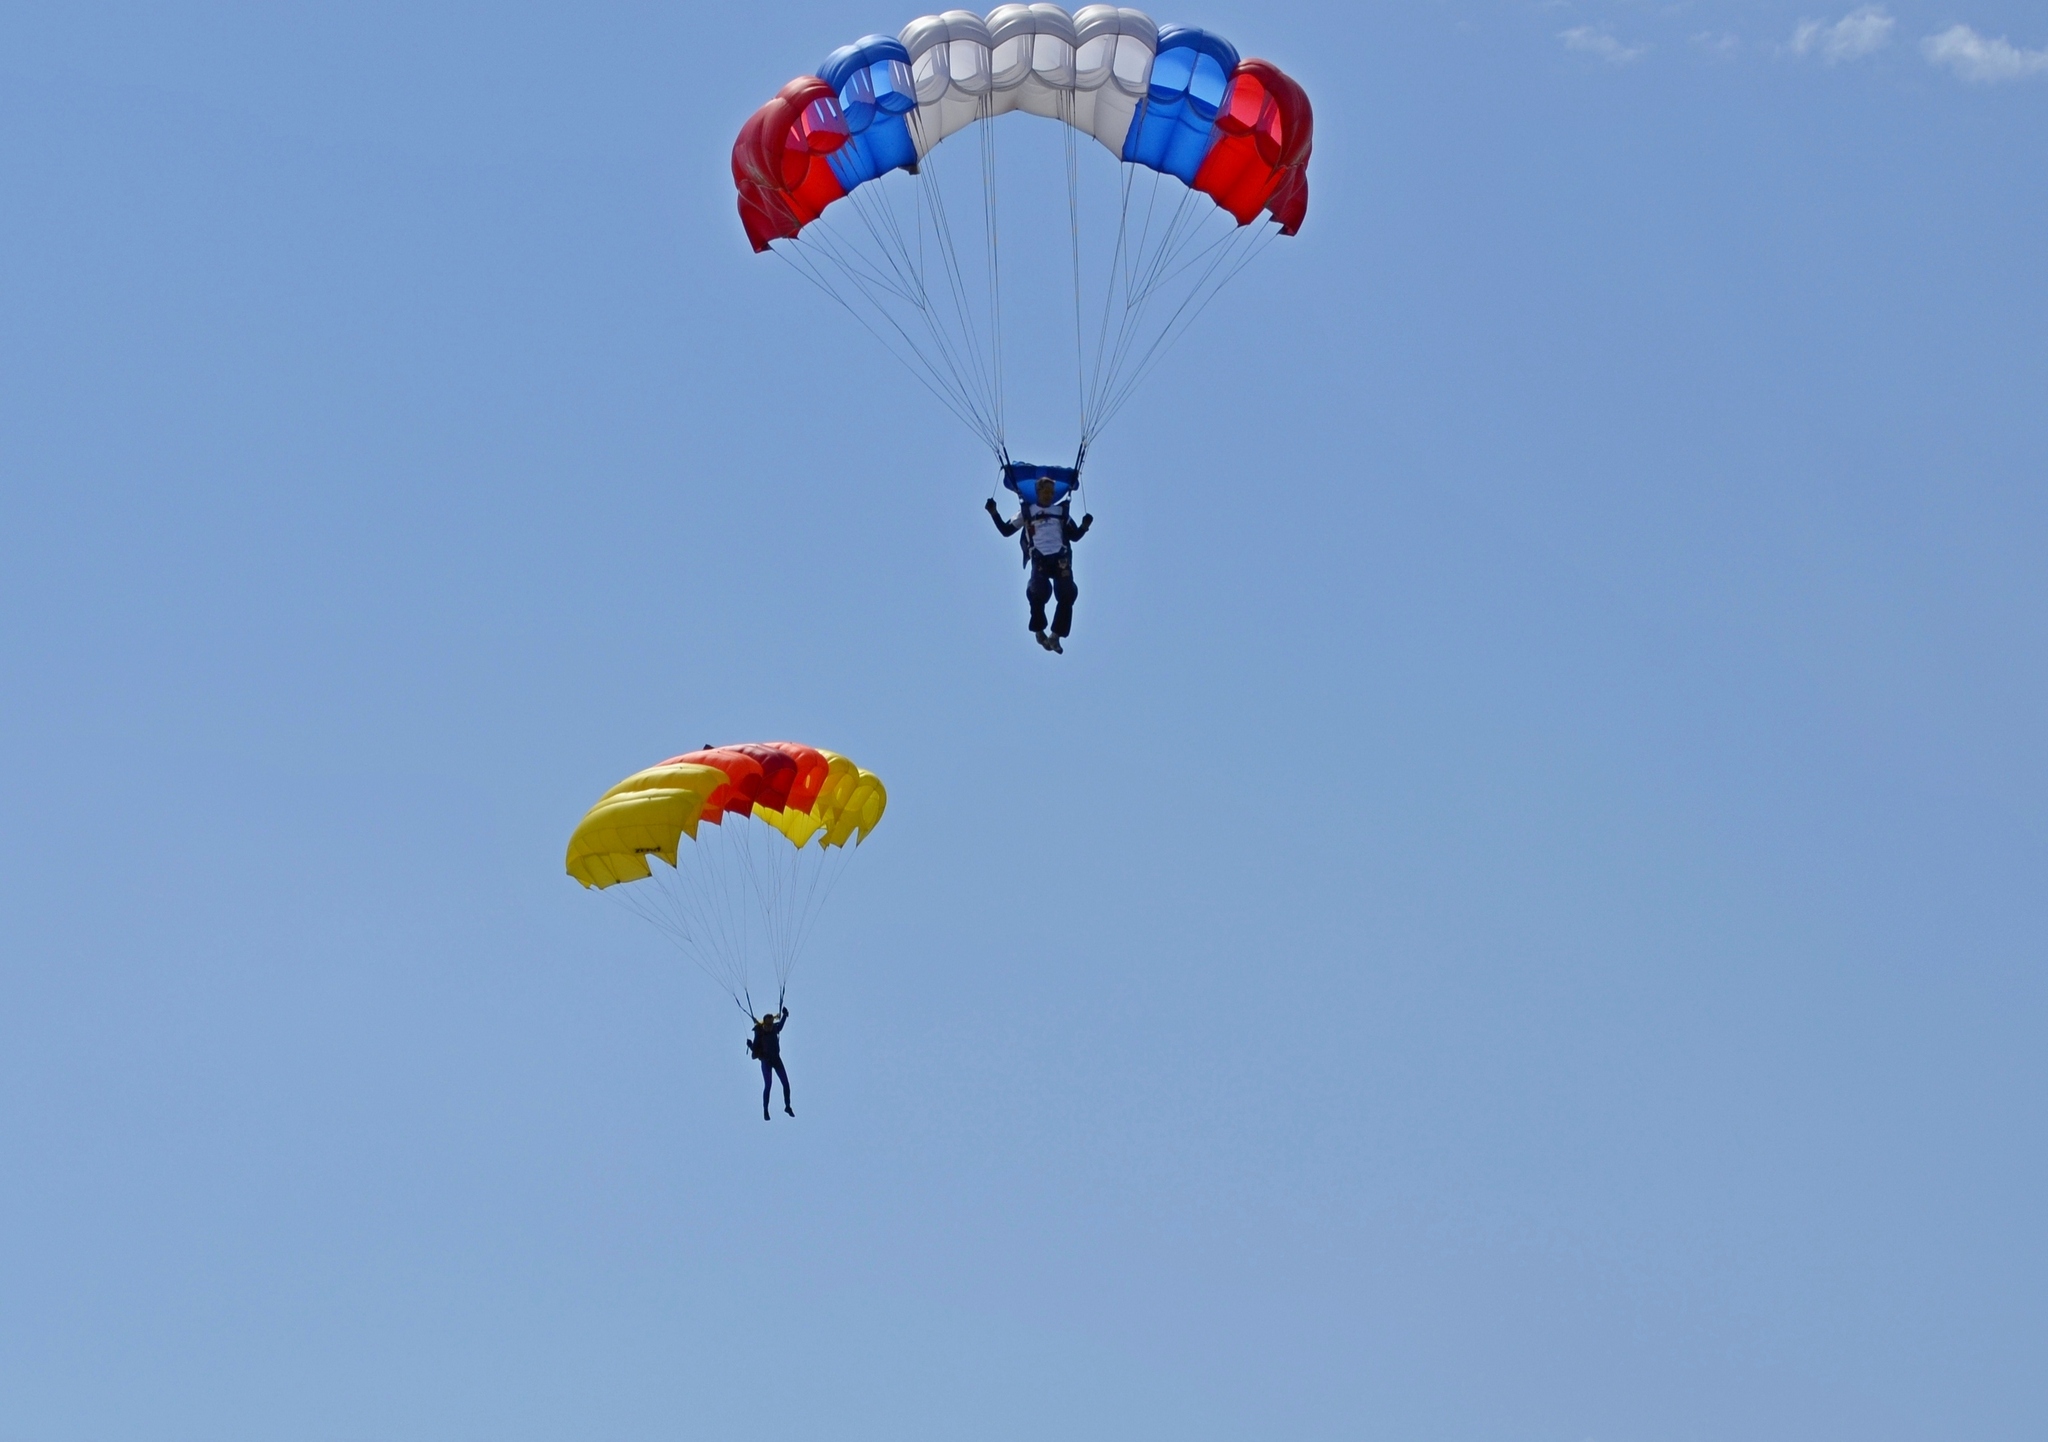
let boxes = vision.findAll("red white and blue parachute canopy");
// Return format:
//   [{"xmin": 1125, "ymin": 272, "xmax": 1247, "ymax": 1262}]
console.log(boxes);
[{"xmin": 733, "ymin": 6, "xmax": 1312, "ymax": 253}]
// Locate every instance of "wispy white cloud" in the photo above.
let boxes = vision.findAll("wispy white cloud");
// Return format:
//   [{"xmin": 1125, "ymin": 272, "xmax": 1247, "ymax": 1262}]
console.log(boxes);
[
  {"xmin": 1922, "ymin": 25, "xmax": 2048, "ymax": 83},
  {"xmin": 1789, "ymin": 7, "xmax": 1894, "ymax": 63},
  {"xmin": 1560, "ymin": 26, "xmax": 1650, "ymax": 66},
  {"xmin": 1691, "ymin": 31, "xmax": 1742, "ymax": 60}
]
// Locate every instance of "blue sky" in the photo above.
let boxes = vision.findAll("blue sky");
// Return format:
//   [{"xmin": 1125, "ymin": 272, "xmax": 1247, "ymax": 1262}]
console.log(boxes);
[{"xmin": 2, "ymin": 2, "xmax": 2043, "ymax": 1437}]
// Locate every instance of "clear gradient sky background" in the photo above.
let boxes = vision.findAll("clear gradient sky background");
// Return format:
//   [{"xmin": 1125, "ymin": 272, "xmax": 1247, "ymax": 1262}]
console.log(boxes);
[{"xmin": 3, "ymin": 3, "xmax": 2045, "ymax": 1438}]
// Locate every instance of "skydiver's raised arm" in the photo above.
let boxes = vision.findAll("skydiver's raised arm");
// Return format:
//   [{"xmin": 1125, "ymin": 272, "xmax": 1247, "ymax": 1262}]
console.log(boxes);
[
  {"xmin": 985, "ymin": 497, "xmax": 1020, "ymax": 536},
  {"xmin": 1066, "ymin": 511, "xmax": 1094, "ymax": 542}
]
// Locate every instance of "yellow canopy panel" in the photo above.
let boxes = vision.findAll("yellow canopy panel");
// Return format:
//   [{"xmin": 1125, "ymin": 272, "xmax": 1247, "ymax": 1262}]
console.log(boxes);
[{"xmin": 564, "ymin": 763, "xmax": 727, "ymax": 889}]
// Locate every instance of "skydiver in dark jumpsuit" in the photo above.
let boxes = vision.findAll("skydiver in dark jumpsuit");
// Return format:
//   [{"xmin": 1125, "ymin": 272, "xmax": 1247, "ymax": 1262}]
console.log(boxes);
[
  {"xmin": 986, "ymin": 465, "xmax": 1093, "ymax": 653},
  {"xmin": 749, "ymin": 1006, "xmax": 792, "ymax": 1119}
]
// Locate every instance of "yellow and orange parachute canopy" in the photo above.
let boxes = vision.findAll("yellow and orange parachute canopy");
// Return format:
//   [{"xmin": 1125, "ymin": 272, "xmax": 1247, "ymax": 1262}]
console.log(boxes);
[{"xmin": 566, "ymin": 741, "xmax": 887, "ymax": 890}]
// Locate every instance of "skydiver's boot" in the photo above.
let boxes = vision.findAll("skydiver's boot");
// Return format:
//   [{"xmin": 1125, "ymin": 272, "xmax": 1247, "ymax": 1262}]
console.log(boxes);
[
  {"xmin": 763, "ymin": 1104, "xmax": 771, "ymax": 1121},
  {"xmin": 784, "ymin": 1102, "xmax": 794, "ymax": 1116},
  {"xmin": 1047, "ymin": 633, "xmax": 1064, "ymax": 654},
  {"xmin": 1034, "ymin": 629, "xmax": 1055, "ymax": 651}
]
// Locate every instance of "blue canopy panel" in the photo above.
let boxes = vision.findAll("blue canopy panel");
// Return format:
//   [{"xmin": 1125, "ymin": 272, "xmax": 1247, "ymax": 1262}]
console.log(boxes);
[
  {"xmin": 1003, "ymin": 462, "xmax": 1081, "ymax": 503},
  {"xmin": 820, "ymin": 36, "xmax": 920, "ymax": 190},
  {"xmin": 1121, "ymin": 27, "xmax": 1241, "ymax": 184}
]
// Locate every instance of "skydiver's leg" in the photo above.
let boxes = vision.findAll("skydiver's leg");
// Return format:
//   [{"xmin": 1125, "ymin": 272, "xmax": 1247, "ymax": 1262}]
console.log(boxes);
[
  {"xmin": 773, "ymin": 1060, "xmax": 792, "ymax": 1115},
  {"xmin": 1051, "ymin": 569, "xmax": 1078, "ymax": 638},
  {"xmin": 1025, "ymin": 568, "xmax": 1052, "ymax": 633},
  {"xmin": 760, "ymin": 1060, "xmax": 774, "ymax": 1119}
]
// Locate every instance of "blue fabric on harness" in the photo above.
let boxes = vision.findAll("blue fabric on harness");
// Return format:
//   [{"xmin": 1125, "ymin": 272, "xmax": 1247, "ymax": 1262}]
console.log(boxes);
[{"xmin": 1002, "ymin": 462, "xmax": 1080, "ymax": 504}]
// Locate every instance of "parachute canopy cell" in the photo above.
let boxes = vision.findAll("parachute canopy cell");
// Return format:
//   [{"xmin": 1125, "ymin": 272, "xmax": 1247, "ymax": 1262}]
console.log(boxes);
[{"xmin": 566, "ymin": 742, "xmax": 887, "ymax": 890}]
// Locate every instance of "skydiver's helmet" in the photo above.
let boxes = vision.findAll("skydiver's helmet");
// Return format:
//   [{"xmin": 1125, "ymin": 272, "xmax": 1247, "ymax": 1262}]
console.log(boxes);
[{"xmin": 760, "ymin": 1014, "xmax": 777, "ymax": 1025}]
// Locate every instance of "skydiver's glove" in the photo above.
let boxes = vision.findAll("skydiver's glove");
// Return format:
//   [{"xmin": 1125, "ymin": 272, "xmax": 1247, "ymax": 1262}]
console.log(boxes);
[
  {"xmin": 984, "ymin": 498, "xmax": 1001, "ymax": 516},
  {"xmin": 1082, "ymin": 514, "xmax": 1094, "ymax": 526}
]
